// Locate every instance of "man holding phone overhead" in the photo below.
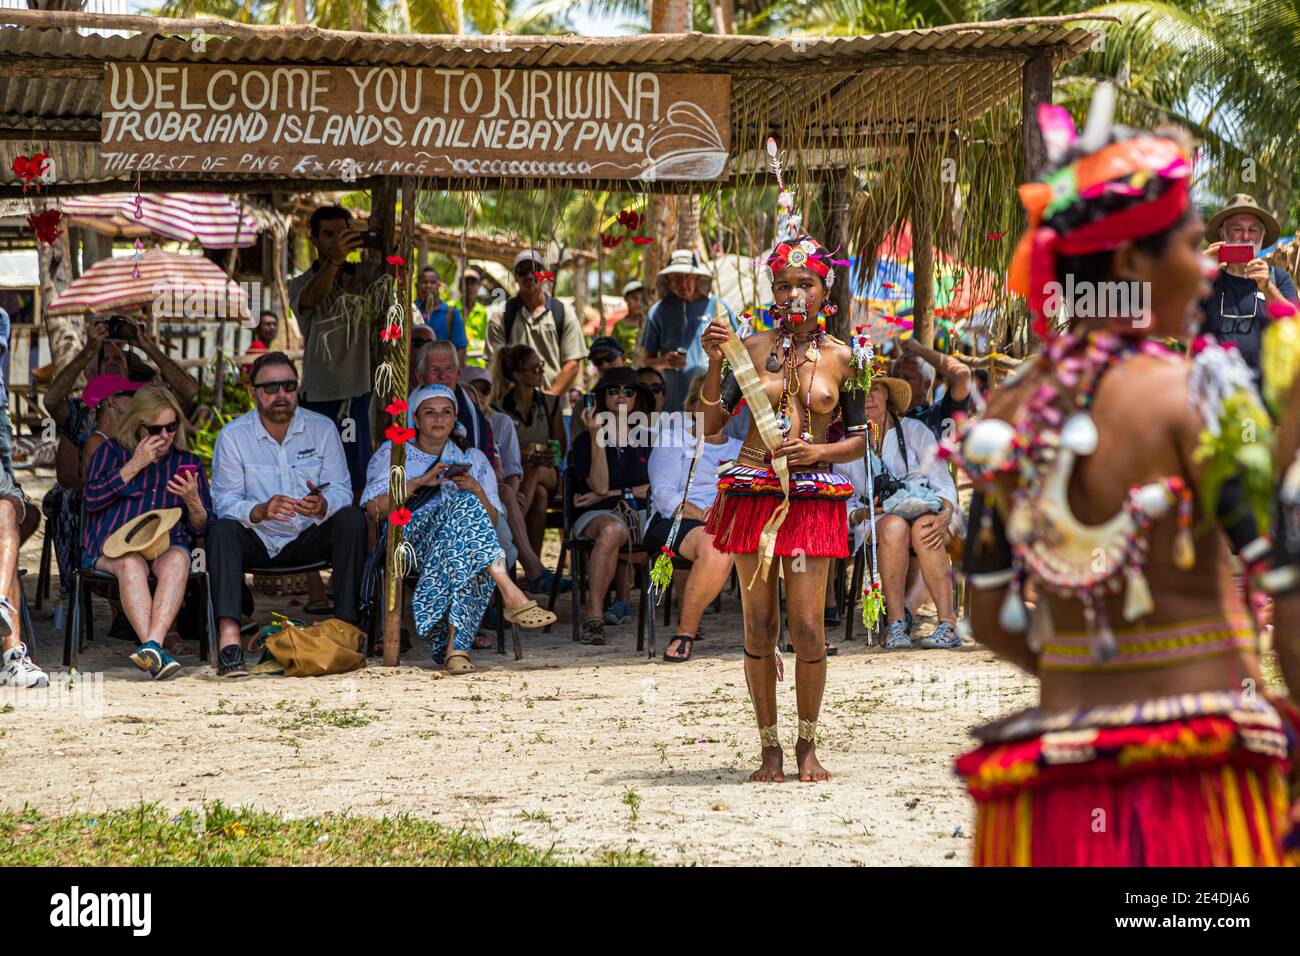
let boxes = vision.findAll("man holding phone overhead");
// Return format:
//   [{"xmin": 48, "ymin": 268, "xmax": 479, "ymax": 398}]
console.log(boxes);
[
  {"xmin": 206, "ymin": 352, "xmax": 368, "ymax": 678},
  {"xmin": 1201, "ymin": 193, "xmax": 1298, "ymax": 381}
]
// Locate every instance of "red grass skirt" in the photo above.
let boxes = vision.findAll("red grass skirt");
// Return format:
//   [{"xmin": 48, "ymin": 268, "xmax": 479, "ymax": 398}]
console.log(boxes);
[
  {"xmin": 704, "ymin": 465, "xmax": 851, "ymax": 558},
  {"xmin": 956, "ymin": 698, "xmax": 1297, "ymax": 866}
]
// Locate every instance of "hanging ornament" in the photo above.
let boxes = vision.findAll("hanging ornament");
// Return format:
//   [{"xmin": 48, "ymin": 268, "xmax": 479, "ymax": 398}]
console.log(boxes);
[
  {"xmin": 26, "ymin": 208, "xmax": 62, "ymax": 245},
  {"xmin": 998, "ymin": 578, "xmax": 1029, "ymax": 633},
  {"xmin": 630, "ymin": 236, "xmax": 654, "ymax": 246},
  {"xmin": 384, "ymin": 424, "xmax": 416, "ymax": 444},
  {"xmin": 11, "ymin": 152, "xmax": 49, "ymax": 193},
  {"xmin": 384, "ymin": 399, "xmax": 409, "ymax": 417},
  {"xmin": 132, "ymin": 237, "xmax": 144, "ymax": 280}
]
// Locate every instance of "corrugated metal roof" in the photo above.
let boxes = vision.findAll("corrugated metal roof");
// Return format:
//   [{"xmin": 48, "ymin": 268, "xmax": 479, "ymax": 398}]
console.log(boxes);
[{"xmin": 0, "ymin": 15, "xmax": 1103, "ymax": 192}]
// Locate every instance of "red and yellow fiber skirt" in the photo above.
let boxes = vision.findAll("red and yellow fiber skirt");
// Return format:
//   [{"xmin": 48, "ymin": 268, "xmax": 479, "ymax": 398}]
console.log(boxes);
[
  {"xmin": 704, "ymin": 464, "xmax": 851, "ymax": 558},
  {"xmin": 955, "ymin": 692, "xmax": 1299, "ymax": 866}
]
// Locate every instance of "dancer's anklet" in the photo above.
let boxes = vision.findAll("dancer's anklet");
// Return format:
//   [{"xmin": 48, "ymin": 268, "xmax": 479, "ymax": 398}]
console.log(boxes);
[
  {"xmin": 797, "ymin": 654, "xmax": 827, "ymax": 665},
  {"xmin": 798, "ymin": 719, "xmax": 817, "ymax": 743},
  {"xmin": 758, "ymin": 724, "xmax": 780, "ymax": 748},
  {"xmin": 744, "ymin": 648, "xmax": 774, "ymax": 660}
]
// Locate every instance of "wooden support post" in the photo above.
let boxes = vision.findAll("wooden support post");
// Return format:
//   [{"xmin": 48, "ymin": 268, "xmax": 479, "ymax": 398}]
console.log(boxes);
[
  {"xmin": 1021, "ymin": 53, "xmax": 1053, "ymax": 353},
  {"xmin": 911, "ymin": 152, "xmax": 935, "ymax": 349},
  {"xmin": 823, "ymin": 172, "xmax": 852, "ymax": 343},
  {"xmin": 383, "ymin": 177, "xmax": 415, "ymax": 668},
  {"xmin": 572, "ymin": 258, "xmax": 589, "ymax": 332}
]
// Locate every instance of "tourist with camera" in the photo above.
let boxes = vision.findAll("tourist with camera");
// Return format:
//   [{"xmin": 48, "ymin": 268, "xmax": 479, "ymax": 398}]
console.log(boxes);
[{"xmin": 853, "ymin": 375, "xmax": 959, "ymax": 650}]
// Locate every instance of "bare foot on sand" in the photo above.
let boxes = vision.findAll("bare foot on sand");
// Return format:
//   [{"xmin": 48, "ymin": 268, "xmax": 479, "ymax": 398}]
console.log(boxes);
[
  {"xmin": 795, "ymin": 739, "xmax": 830, "ymax": 782},
  {"xmin": 747, "ymin": 746, "xmax": 784, "ymax": 783}
]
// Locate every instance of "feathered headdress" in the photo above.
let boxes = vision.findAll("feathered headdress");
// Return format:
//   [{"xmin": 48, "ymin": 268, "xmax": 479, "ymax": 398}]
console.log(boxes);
[{"xmin": 763, "ymin": 137, "xmax": 849, "ymax": 286}]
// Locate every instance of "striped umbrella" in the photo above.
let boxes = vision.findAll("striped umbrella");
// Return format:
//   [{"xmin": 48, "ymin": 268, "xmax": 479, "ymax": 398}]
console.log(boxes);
[
  {"xmin": 62, "ymin": 193, "xmax": 260, "ymax": 248},
  {"xmin": 48, "ymin": 248, "xmax": 248, "ymax": 319}
]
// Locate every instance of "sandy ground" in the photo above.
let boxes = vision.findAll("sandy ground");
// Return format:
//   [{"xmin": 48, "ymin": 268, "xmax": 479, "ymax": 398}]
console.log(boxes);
[{"xmin": 1, "ymin": 468, "xmax": 1038, "ymax": 866}]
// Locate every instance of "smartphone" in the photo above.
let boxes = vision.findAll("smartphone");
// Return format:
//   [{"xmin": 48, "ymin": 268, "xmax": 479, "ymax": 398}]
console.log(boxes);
[
  {"xmin": 176, "ymin": 464, "xmax": 199, "ymax": 481},
  {"xmin": 359, "ymin": 230, "xmax": 385, "ymax": 250},
  {"xmin": 306, "ymin": 482, "xmax": 330, "ymax": 497},
  {"xmin": 1218, "ymin": 243, "xmax": 1255, "ymax": 264},
  {"xmin": 583, "ymin": 392, "xmax": 596, "ymax": 415},
  {"xmin": 441, "ymin": 463, "xmax": 471, "ymax": 478}
]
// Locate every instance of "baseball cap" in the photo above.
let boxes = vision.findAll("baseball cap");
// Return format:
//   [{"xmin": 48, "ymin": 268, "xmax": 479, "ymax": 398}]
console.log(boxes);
[
  {"xmin": 461, "ymin": 267, "xmax": 483, "ymax": 283},
  {"xmin": 621, "ymin": 280, "xmax": 645, "ymax": 297},
  {"xmin": 84, "ymin": 374, "xmax": 143, "ymax": 410},
  {"xmin": 513, "ymin": 249, "xmax": 547, "ymax": 271},
  {"xmin": 460, "ymin": 366, "xmax": 492, "ymax": 390},
  {"xmin": 588, "ymin": 336, "xmax": 625, "ymax": 360}
]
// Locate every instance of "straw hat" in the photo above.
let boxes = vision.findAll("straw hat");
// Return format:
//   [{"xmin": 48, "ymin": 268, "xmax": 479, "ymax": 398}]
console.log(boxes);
[
  {"xmin": 1204, "ymin": 193, "xmax": 1280, "ymax": 247},
  {"xmin": 655, "ymin": 249, "xmax": 713, "ymax": 297},
  {"xmin": 102, "ymin": 508, "xmax": 182, "ymax": 561},
  {"xmin": 872, "ymin": 376, "xmax": 914, "ymax": 416}
]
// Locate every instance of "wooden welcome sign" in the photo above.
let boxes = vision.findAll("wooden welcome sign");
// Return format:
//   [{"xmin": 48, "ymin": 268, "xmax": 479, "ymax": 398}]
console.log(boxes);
[{"xmin": 100, "ymin": 62, "xmax": 731, "ymax": 181}]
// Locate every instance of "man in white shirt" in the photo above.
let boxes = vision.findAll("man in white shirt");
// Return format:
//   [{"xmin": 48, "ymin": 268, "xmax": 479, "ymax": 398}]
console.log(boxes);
[{"xmin": 207, "ymin": 352, "xmax": 367, "ymax": 677}]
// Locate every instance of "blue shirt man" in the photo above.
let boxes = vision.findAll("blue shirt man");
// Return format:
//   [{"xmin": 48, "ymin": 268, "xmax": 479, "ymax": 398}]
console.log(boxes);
[
  {"xmin": 415, "ymin": 267, "xmax": 467, "ymax": 365},
  {"xmin": 640, "ymin": 249, "xmax": 736, "ymax": 413}
]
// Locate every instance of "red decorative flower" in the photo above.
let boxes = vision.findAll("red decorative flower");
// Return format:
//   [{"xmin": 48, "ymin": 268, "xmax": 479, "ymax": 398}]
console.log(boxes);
[
  {"xmin": 600, "ymin": 233, "xmax": 624, "ymax": 249},
  {"xmin": 881, "ymin": 282, "xmax": 895, "ymax": 290},
  {"xmin": 27, "ymin": 208, "xmax": 62, "ymax": 244},
  {"xmin": 389, "ymin": 508, "xmax": 412, "ymax": 527},
  {"xmin": 380, "ymin": 323, "xmax": 403, "ymax": 342},
  {"xmin": 1268, "ymin": 301, "xmax": 1298, "ymax": 319},
  {"xmin": 661, "ymin": 546, "xmax": 675, "ymax": 558},
  {"xmin": 385, "ymin": 424, "xmax": 416, "ymax": 444},
  {"xmin": 630, "ymin": 236, "xmax": 653, "ymax": 246},
  {"xmin": 536, "ymin": 270, "xmax": 555, "ymax": 283},
  {"xmin": 384, "ymin": 399, "xmax": 408, "ymax": 416},
  {"xmin": 617, "ymin": 209, "xmax": 644, "ymax": 231},
  {"xmin": 386, "ymin": 254, "xmax": 406, "ymax": 266},
  {"xmin": 12, "ymin": 152, "xmax": 49, "ymax": 192},
  {"xmin": 986, "ymin": 231, "xmax": 1006, "ymax": 240}
]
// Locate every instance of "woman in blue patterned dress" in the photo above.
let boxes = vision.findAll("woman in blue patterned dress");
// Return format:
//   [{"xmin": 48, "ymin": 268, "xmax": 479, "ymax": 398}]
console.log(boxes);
[{"xmin": 361, "ymin": 385, "xmax": 555, "ymax": 674}]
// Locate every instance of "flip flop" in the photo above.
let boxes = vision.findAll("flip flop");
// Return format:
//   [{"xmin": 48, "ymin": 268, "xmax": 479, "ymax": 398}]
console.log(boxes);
[
  {"xmin": 503, "ymin": 600, "xmax": 557, "ymax": 630},
  {"xmin": 445, "ymin": 650, "xmax": 475, "ymax": 675},
  {"xmin": 662, "ymin": 635, "xmax": 695, "ymax": 662}
]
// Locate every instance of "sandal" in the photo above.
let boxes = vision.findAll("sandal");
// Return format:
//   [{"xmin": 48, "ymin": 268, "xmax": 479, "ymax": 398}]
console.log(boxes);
[
  {"xmin": 503, "ymin": 600, "xmax": 557, "ymax": 630},
  {"xmin": 663, "ymin": 635, "xmax": 695, "ymax": 662},
  {"xmin": 525, "ymin": 569, "xmax": 572, "ymax": 595},
  {"xmin": 579, "ymin": 619, "xmax": 606, "ymax": 645},
  {"xmin": 472, "ymin": 631, "xmax": 494, "ymax": 650},
  {"xmin": 444, "ymin": 650, "xmax": 475, "ymax": 674}
]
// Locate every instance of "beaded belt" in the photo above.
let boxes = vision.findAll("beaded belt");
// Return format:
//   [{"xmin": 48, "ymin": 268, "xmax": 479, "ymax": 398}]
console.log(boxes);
[{"xmin": 1037, "ymin": 615, "xmax": 1256, "ymax": 672}]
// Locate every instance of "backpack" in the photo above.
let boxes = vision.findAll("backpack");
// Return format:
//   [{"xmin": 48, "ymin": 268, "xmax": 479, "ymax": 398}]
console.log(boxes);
[{"xmin": 505, "ymin": 295, "xmax": 566, "ymax": 345}]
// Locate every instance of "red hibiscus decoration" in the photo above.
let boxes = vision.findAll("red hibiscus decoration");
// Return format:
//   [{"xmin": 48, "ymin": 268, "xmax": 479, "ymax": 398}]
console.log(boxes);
[
  {"xmin": 1268, "ymin": 301, "xmax": 1298, "ymax": 319},
  {"xmin": 27, "ymin": 208, "xmax": 62, "ymax": 244},
  {"xmin": 617, "ymin": 209, "xmax": 644, "ymax": 231},
  {"xmin": 385, "ymin": 399, "xmax": 408, "ymax": 416},
  {"xmin": 600, "ymin": 234, "xmax": 624, "ymax": 249},
  {"xmin": 536, "ymin": 270, "xmax": 555, "ymax": 283},
  {"xmin": 385, "ymin": 424, "xmax": 416, "ymax": 444},
  {"xmin": 380, "ymin": 323, "xmax": 403, "ymax": 342},
  {"xmin": 986, "ymin": 231, "xmax": 1006, "ymax": 240},
  {"xmin": 630, "ymin": 236, "xmax": 654, "ymax": 246},
  {"xmin": 12, "ymin": 152, "xmax": 49, "ymax": 192},
  {"xmin": 389, "ymin": 508, "xmax": 412, "ymax": 527},
  {"xmin": 386, "ymin": 254, "xmax": 406, "ymax": 266},
  {"xmin": 881, "ymin": 282, "xmax": 895, "ymax": 290}
]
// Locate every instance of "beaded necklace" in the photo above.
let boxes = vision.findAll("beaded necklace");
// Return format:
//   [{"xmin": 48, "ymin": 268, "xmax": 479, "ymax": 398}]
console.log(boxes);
[{"xmin": 769, "ymin": 318, "xmax": 826, "ymax": 443}]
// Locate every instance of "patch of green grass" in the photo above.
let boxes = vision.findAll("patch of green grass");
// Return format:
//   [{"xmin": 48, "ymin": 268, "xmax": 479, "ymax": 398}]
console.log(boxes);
[
  {"xmin": 0, "ymin": 802, "xmax": 651, "ymax": 867},
  {"xmin": 621, "ymin": 787, "xmax": 642, "ymax": 823},
  {"xmin": 267, "ymin": 698, "xmax": 375, "ymax": 731}
]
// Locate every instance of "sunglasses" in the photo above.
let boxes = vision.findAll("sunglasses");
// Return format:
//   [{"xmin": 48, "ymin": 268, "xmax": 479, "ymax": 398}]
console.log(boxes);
[
  {"xmin": 254, "ymin": 379, "xmax": 299, "ymax": 395},
  {"xmin": 591, "ymin": 352, "xmax": 621, "ymax": 367},
  {"xmin": 469, "ymin": 381, "xmax": 492, "ymax": 396},
  {"xmin": 645, "ymin": 383, "xmax": 665, "ymax": 394},
  {"xmin": 143, "ymin": 420, "xmax": 180, "ymax": 436},
  {"xmin": 112, "ymin": 390, "xmax": 136, "ymax": 401},
  {"xmin": 603, "ymin": 386, "xmax": 639, "ymax": 398}
]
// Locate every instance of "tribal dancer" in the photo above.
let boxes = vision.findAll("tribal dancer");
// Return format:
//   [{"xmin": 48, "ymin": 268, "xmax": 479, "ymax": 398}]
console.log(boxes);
[
  {"xmin": 698, "ymin": 140, "xmax": 869, "ymax": 783},
  {"xmin": 952, "ymin": 87, "xmax": 1297, "ymax": 865}
]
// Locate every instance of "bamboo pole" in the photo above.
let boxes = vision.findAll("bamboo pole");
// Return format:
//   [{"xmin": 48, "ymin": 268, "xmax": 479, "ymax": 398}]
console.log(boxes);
[
  {"xmin": 911, "ymin": 148, "xmax": 935, "ymax": 349},
  {"xmin": 383, "ymin": 177, "xmax": 416, "ymax": 667}
]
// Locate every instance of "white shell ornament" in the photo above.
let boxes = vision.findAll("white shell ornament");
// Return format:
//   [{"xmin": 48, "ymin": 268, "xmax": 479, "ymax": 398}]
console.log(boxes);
[
  {"xmin": 1060, "ymin": 412, "xmax": 1099, "ymax": 456},
  {"xmin": 963, "ymin": 418, "xmax": 1016, "ymax": 467},
  {"xmin": 1132, "ymin": 482, "xmax": 1172, "ymax": 519}
]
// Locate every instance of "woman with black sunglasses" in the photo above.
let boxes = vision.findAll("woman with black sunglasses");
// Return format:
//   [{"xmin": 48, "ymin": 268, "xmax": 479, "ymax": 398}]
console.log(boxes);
[
  {"xmin": 569, "ymin": 367, "xmax": 654, "ymax": 645},
  {"xmin": 638, "ymin": 367, "xmax": 668, "ymax": 414},
  {"xmin": 82, "ymin": 386, "xmax": 212, "ymax": 679}
]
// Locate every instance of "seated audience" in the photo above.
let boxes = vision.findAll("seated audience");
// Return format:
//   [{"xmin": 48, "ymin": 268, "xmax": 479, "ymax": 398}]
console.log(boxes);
[
  {"xmin": 361, "ymin": 385, "xmax": 555, "ymax": 674},
  {"xmin": 862, "ymin": 376, "xmax": 959, "ymax": 650},
  {"xmin": 588, "ymin": 336, "xmax": 626, "ymax": 373},
  {"xmin": 494, "ymin": 344, "xmax": 568, "ymax": 590},
  {"xmin": 81, "ymin": 374, "xmax": 143, "ymax": 470},
  {"xmin": 461, "ymin": 366, "xmax": 567, "ymax": 592},
  {"xmin": 568, "ymin": 367, "xmax": 652, "ymax": 645},
  {"xmin": 0, "ymin": 461, "xmax": 43, "ymax": 687},
  {"xmin": 207, "ymin": 352, "xmax": 367, "ymax": 678},
  {"xmin": 645, "ymin": 373, "xmax": 740, "ymax": 662},
  {"xmin": 414, "ymin": 340, "xmax": 499, "ymax": 469},
  {"xmin": 81, "ymin": 387, "xmax": 212, "ymax": 679}
]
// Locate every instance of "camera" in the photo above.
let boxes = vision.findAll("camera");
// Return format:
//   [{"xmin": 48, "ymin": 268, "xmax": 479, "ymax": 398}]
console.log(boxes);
[
  {"xmin": 105, "ymin": 315, "xmax": 136, "ymax": 342},
  {"xmin": 583, "ymin": 391, "xmax": 597, "ymax": 415},
  {"xmin": 359, "ymin": 230, "xmax": 385, "ymax": 250},
  {"xmin": 873, "ymin": 471, "xmax": 903, "ymax": 503}
]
